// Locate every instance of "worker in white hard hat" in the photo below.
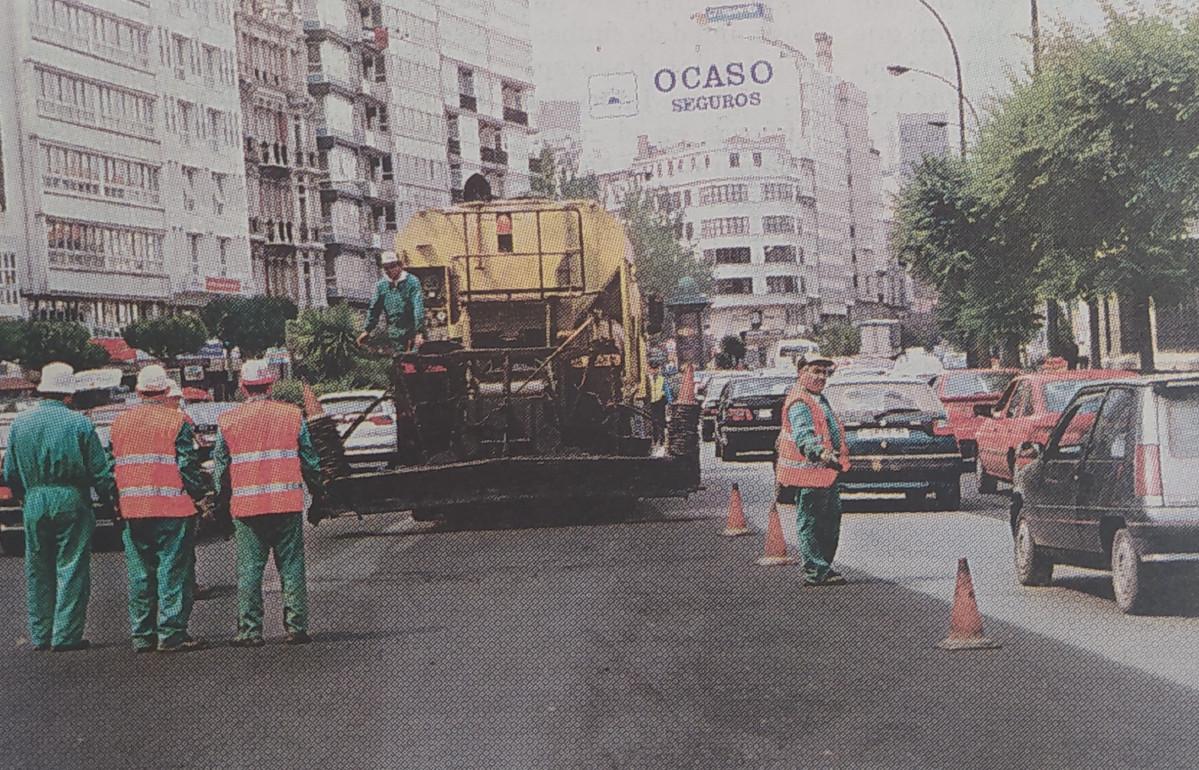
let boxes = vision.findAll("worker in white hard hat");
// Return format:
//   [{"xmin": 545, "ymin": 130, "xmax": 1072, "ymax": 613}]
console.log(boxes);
[
  {"xmin": 211, "ymin": 359, "xmax": 325, "ymax": 646},
  {"xmin": 357, "ymin": 250, "xmax": 425, "ymax": 353},
  {"xmin": 3, "ymin": 362, "xmax": 117, "ymax": 652},
  {"xmin": 108, "ymin": 364, "xmax": 211, "ymax": 652}
]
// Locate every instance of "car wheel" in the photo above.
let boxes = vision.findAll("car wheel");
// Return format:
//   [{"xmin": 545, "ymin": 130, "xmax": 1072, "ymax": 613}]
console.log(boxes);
[
  {"xmin": 1014, "ymin": 517, "xmax": 1054, "ymax": 587},
  {"xmin": 977, "ymin": 464, "xmax": 998, "ymax": 495},
  {"xmin": 0, "ymin": 531, "xmax": 24, "ymax": 557},
  {"xmin": 934, "ymin": 479, "xmax": 961, "ymax": 511},
  {"xmin": 1112, "ymin": 528, "xmax": 1149, "ymax": 615}
]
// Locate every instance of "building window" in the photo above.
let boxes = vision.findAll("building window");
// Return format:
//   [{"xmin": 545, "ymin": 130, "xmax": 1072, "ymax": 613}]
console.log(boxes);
[
  {"xmin": 729, "ymin": 152, "xmax": 740, "ymax": 168},
  {"xmin": 698, "ymin": 184, "xmax": 747, "ymax": 205},
  {"xmin": 753, "ymin": 152, "xmax": 762, "ymax": 167},
  {"xmin": 0, "ymin": 252, "xmax": 17, "ymax": 306},
  {"xmin": 690, "ymin": 157, "xmax": 696, "ymax": 170},
  {"xmin": 683, "ymin": 189, "xmax": 692, "ymax": 206},
  {"xmin": 685, "ymin": 222, "xmax": 694, "ymax": 240},
  {"xmin": 710, "ymin": 247, "xmax": 751, "ymax": 265},
  {"xmin": 849, "ymin": 224, "xmax": 856, "ymax": 239},
  {"xmin": 668, "ymin": 160, "xmax": 673, "ymax": 176},
  {"xmin": 35, "ymin": 67, "xmax": 155, "ymax": 138},
  {"xmin": 764, "ymin": 245, "xmax": 797, "ymax": 263},
  {"xmin": 704, "ymin": 155, "xmax": 710, "ymax": 168},
  {"xmin": 762, "ymin": 183, "xmax": 792, "ymax": 202},
  {"xmin": 212, "ymin": 173, "xmax": 226, "ymax": 216},
  {"xmin": 700, "ymin": 217, "xmax": 750, "ymax": 238},
  {"xmin": 715, "ymin": 278, "xmax": 753, "ymax": 295},
  {"xmin": 189, "ymin": 234, "xmax": 200, "ymax": 275},
  {"xmin": 47, "ymin": 218, "xmax": 163, "ymax": 273},
  {"xmin": 762, "ymin": 216, "xmax": 796, "ymax": 234},
  {"xmin": 457, "ymin": 67, "xmax": 474, "ymax": 96},
  {"xmin": 218, "ymin": 238, "xmax": 229, "ymax": 277},
  {"xmin": 767, "ymin": 276, "xmax": 798, "ymax": 294},
  {"xmin": 182, "ymin": 166, "xmax": 197, "ymax": 211}
]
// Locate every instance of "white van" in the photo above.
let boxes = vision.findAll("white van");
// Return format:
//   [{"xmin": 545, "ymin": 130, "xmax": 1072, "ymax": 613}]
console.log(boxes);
[{"xmin": 771, "ymin": 339, "xmax": 820, "ymax": 370}]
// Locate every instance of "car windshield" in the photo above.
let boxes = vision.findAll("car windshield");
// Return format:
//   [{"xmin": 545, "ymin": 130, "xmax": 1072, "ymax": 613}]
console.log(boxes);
[
  {"xmin": 1164, "ymin": 387, "xmax": 1199, "ymax": 458},
  {"xmin": 1043, "ymin": 379, "xmax": 1109, "ymax": 413},
  {"xmin": 942, "ymin": 371, "xmax": 1017, "ymax": 397},
  {"xmin": 825, "ymin": 382, "xmax": 944, "ymax": 417},
  {"xmin": 729, "ymin": 377, "xmax": 793, "ymax": 398}
]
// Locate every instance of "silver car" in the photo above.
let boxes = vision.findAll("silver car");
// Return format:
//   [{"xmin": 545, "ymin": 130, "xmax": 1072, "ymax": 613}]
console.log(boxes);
[{"xmin": 318, "ymin": 390, "xmax": 397, "ymax": 462}]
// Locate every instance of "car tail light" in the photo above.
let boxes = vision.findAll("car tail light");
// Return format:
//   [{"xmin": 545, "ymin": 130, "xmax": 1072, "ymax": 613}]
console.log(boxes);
[
  {"xmin": 367, "ymin": 415, "xmax": 393, "ymax": 426},
  {"xmin": 727, "ymin": 407, "xmax": 754, "ymax": 422},
  {"xmin": 1135, "ymin": 444, "xmax": 1163, "ymax": 497},
  {"xmin": 0, "ymin": 486, "xmax": 11, "ymax": 500},
  {"xmin": 933, "ymin": 418, "xmax": 955, "ymax": 436}
]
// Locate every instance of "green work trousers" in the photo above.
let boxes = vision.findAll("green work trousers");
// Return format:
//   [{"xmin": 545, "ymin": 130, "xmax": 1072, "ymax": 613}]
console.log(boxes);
[
  {"xmin": 795, "ymin": 486, "xmax": 842, "ymax": 582},
  {"xmin": 233, "ymin": 513, "xmax": 308, "ymax": 640},
  {"xmin": 24, "ymin": 505, "xmax": 95, "ymax": 648},
  {"xmin": 123, "ymin": 518, "xmax": 196, "ymax": 649}
]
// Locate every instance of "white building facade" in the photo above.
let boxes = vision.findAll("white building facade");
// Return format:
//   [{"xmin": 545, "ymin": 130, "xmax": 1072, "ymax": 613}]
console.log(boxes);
[{"xmin": 0, "ymin": 0, "xmax": 254, "ymax": 336}]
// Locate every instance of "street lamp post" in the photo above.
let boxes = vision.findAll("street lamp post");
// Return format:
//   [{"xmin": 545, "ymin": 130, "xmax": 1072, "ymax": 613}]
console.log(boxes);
[
  {"xmin": 886, "ymin": 65, "xmax": 981, "ymax": 131},
  {"xmin": 912, "ymin": 0, "xmax": 967, "ymax": 159}
]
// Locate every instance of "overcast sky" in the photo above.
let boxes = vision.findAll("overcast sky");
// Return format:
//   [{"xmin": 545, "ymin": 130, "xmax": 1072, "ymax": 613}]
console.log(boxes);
[{"xmin": 530, "ymin": 0, "xmax": 1164, "ymax": 169}]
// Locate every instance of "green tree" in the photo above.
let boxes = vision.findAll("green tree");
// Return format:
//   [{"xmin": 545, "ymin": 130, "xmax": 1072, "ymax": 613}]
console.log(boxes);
[
  {"xmin": 202, "ymin": 295, "xmax": 298, "ymax": 358},
  {"xmin": 0, "ymin": 320, "xmax": 24, "ymax": 363},
  {"xmin": 286, "ymin": 304, "xmax": 389, "ymax": 387},
  {"xmin": 17, "ymin": 321, "xmax": 111, "ymax": 372},
  {"xmin": 122, "ymin": 314, "xmax": 208, "ymax": 367},
  {"xmin": 713, "ymin": 335, "xmax": 746, "ymax": 369},
  {"xmin": 559, "ymin": 170, "xmax": 599, "ymax": 201},
  {"xmin": 973, "ymin": 9, "xmax": 1199, "ymax": 371},
  {"xmin": 893, "ymin": 156, "xmax": 1042, "ymax": 366},
  {"xmin": 815, "ymin": 323, "xmax": 861, "ymax": 358},
  {"xmin": 530, "ymin": 147, "xmax": 559, "ymax": 198},
  {"xmin": 619, "ymin": 187, "xmax": 711, "ymax": 304}
]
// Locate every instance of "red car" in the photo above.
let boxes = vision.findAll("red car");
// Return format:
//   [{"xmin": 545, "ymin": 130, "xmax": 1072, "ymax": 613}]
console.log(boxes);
[
  {"xmin": 975, "ymin": 369, "xmax": 1137, "ymax": 493},
  {"xmin": 933, "ymin": 369, "xmax": 1020, "ymax": 461}
]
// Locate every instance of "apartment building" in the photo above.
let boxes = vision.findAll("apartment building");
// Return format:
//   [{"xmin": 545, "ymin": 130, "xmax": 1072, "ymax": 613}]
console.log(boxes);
[
  {"xmin": 237, "ymin": 0, "xmax": 326, "ymax": 309},
  {"xmin": 0, "ymin": 0, "xmax": 254, "ymax": 336}
]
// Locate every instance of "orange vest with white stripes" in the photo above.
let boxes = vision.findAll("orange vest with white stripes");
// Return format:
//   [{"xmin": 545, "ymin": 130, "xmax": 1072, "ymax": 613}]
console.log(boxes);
[
  {"xmin": 775, "ymin": 385, "xmax": 850, "ymax": 489},
  {"xmin": 110, "ymin": 404, "xmax": 195, "ymax": 519},
  {"xmin": 218, "ymin": 399, "xmax": 305, "ymax": 518}
]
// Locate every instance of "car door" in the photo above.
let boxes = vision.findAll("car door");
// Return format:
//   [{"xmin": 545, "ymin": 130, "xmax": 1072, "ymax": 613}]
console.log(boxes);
[
  {"xmin": 1028, "ymin": 391, "xmax": 1105, "ymax": 549},
  {"xmin": 994, "ymin": 382, "xmax": 1029, "ymax": 479},
  {"xmin": 1074, "ymin": 387, "xmax": 1137, "ymax": 552},
  {"xmin": 978, "ymin": 381, "xmax": 1023, "ymax": 477}
]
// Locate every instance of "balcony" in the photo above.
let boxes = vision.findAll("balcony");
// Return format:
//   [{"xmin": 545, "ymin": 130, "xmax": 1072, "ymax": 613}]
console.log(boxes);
[
  {"xmin": 319, "ymin": 179, "xmax": 365, "ymax": 203},
  {"xmin": 263, "ymin": 220, "xmax": 295, "ymax": 245},
  {"xmin": 258, "ymin": 141, "xmax": 291, "ymax": 176},
  {"xmin": 447, "ymin": 138, "xmax": 461, "ymax": 157},
  {"xmin": 503, "ymin": 106, "xmax": 529, "ymax": 126},
  {"xmin": 320, "ymin": 223, "xmax": 366, "ymax": 249},
  {"xmin": 363, "ymin": 130, "xmax": 391, "ymax": 153},
  {"xmin": 480, "ymin": 147, "xmax": 508, "ymax": 166},
  {"xmin": 459, "ymin": 93, "xmax": 477, "ymax": 112}
]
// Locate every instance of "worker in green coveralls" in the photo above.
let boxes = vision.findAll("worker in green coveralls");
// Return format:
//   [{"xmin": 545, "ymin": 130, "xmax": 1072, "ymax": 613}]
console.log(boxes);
[
  {"xmin": 357, "ymin": 250, "xmax": 425, "ymax": 353},
  {"xmin": 4, "ymin": 362, "xmax": 117, "ymax": 651}
]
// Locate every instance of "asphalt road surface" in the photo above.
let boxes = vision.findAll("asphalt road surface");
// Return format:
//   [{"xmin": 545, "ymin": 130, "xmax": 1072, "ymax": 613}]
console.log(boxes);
[{"xmin": 3, "ymin": 448, "xmax": 1199, "ymax": 769}]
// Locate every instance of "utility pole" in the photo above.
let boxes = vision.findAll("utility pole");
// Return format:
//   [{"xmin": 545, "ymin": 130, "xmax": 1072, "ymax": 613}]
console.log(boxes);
[{"xmin": 1031, "ymin": 0, "xmax": 1041, "ymax": 74}]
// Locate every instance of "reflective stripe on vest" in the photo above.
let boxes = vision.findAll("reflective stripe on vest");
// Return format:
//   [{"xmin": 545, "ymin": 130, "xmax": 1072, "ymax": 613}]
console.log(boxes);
[
  {"xmin": 218, "ymin": 400, "xmax": 305, "ymax": 517},
  {"xmin": 775, "ymin": 384, "xmax": 850, "ymax": 489},
  {"xmin": 110, "ymin": 404, "xmax": 194, "ymax": 519}
]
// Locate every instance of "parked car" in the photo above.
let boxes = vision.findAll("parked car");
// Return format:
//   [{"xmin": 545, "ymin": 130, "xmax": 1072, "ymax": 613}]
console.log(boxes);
[
  {"xmin": 932, "ymin": 369, "xmax": 1019, "ymax": 461},
  {"xmin": 319, "ymin": 390, "xmax": 397, "ymax": 462},
  {"xmin": 183, "ymin": 402, "xmax": 240, "ymax": 464},
  {"xmin": 700, "ymin": 373, "xmax": 747, "ymax": 442},
  {"xmin": 825, "ymin": 377, "xmax": 972, "ymax": 510},
  {"xmin": 1010, "ymin": 373, "xmax": 1199, "ymax": 613},
  {"xmin": 975, "ymin": 369, "xmax": 1137, "ymax": 493},
  {"xmin": 714, "ymin": 375, "xmax": 794, "ymax": 461}
]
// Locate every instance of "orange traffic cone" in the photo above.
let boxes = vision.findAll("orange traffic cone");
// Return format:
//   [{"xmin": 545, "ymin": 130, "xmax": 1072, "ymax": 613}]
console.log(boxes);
[
  {"xmin": 722, "ymin": 483, "xmax": 750, "ymax": 537},
  {"xmin": 755, "ymin": 504, "xmax": 795, "ymax": 566},
  {"xmin": 676, "ymin": 364, "xmax": 696, "ymax": 405},
  {"xmin": 937, "ymin": 558, "xmax": 1001, "ymax": 650},
  {"xmin": 301, "ymin": 380, "xmax": 324, "ymax": 418}
]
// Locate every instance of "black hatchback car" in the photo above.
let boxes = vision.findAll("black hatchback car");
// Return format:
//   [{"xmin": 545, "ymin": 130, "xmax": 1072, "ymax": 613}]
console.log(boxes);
[
  {"xmin": 714, "ymin": 375, "xmax": 794, "ymax": 461},
  {"xmin": 1010, "ymin": 373, "xmax": 1199, "ymax": 614}
]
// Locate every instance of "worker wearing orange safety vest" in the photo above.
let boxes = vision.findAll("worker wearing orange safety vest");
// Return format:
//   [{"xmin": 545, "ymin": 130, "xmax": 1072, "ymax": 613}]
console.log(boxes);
[
  {"xmin": 776, "ymin": 356, "xmax": 850, "ymax": 587},
  {"xmin": 212, "ymin": 359, "xmax": 325, "ymax": 647},
  {"xmin": 111, "ymin": 364, "xmax": 211, "ymax": 653}
]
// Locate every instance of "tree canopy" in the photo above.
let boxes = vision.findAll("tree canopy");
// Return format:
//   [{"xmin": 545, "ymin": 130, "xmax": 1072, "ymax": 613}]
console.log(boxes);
[
  {"xmin": 122, "ymin": 314, "xmax": 208, "ymax": 366},
  {"xmin": 201, "ymin": 295, "xmax": 298, "ymax": 358},
  {"xmin": 286, "ymin": 304, "xmax": 389, "ymax": 388},
  {"xmin": 15, "ymin": 321, "xmax": 111, "ymax": 372},
  {"xmin": 618, "ymin": 187, "xmax": 711, "ymax": 307}
]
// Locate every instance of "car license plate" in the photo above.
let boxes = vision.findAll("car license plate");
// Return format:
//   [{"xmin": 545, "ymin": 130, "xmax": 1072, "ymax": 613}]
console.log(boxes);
[
  {"xmin": 756, "ymin": 409, "xmax": 773, "ymax": 420},
  {"xmin": 858, "ymin": 427, "xmax": 910, "ymax": 439}
]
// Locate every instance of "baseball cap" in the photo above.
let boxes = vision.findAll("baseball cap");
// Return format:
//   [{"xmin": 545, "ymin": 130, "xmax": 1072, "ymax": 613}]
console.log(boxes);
[
  {"xmin": 167, "ymin": 379, "xmax": 183, "ymax": 398},
  {"xmin": 380, "ymin": 250, "xmax": 401, "ymax": 267},
  {"xmin": 37, "ymin": 362, "xmax": 77, "ymax": 394},
  {"xmin": 240, "ymin": 359, "xmax": 275, "ymax": 386}
]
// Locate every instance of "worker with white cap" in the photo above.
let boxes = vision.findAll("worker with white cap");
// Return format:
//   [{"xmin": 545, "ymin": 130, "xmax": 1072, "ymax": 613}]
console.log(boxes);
[
  {"xmin": 109, "ymin": 364, "xmax": 211, "ymax": 653},
  {"xmin": 211, "ymin": 359, "xmax": 325, "ymax": 646},
  {"xmin": 357, "ymin": 249, "xmax": 425, "ymax": 353},
  {"xmin": 3, "ymin": 362, "xmax": 117, "ymax": 652}
]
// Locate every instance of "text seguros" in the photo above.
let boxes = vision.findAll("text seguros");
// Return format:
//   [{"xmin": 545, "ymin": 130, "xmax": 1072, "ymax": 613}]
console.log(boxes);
[{"xmin": 654, "ymin": 60, "xmax": 773, "ymax": 113}]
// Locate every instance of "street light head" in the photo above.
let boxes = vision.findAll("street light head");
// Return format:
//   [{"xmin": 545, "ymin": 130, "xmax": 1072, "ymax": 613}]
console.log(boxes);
[
  {"xmin": 886, "ymin": 65, "xmax": 911, "ymax": 76},
  {"xmin": 927, "ymin": 120, "xmax": 950, "ymax": 128}
]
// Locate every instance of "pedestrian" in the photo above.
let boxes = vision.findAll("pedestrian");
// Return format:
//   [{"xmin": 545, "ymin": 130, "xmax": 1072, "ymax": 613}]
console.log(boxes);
[
  {"xmin": 213, "ymin": 359, "xmax": 326, "ymax": 647},
  {"xmin": 646, "ymin": 361, "xmax": 674, "ymax": 445},
  {"xmin": 357, "ymin": 250, "xmax": 425, "ymax": 354},
  {"xmin": 110, "ymin": 365, "xmax": 210, "ymax": 653},
  {"xmin": 775, "ymin": 356, "xmax": 850, "ymax": 587},
  {"xmin": 3, "ymin": 362, "xmax": 117, "ymax": 651}
]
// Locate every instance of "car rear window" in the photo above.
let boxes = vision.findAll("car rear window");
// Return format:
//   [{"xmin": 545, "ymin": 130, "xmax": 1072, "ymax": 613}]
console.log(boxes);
[
  {"xmin": 825, "ymin": 382, "xmax": 944, "ymax": 415},
  {"xmin": 1163, "ymin": 387, "xmax": 1199, "ymax": 459},
  {"xmin": 942, "ymin": 371, "xmax": 1017, "ymax": 397},
  {"xmin": 1044, "ymin": 379, "xmax": 1110, "ymax": 413},
  {"xmin": 730, "ymin": 377, "xmax": 793, "ymax": 398}
]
